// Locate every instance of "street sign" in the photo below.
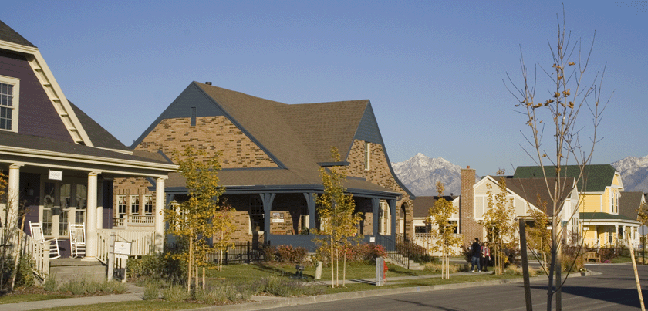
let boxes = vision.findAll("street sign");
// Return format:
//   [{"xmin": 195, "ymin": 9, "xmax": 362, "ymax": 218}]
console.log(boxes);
[{"xmin": 639, "ymin": 225, "xmax": 648, "ymax": 236}]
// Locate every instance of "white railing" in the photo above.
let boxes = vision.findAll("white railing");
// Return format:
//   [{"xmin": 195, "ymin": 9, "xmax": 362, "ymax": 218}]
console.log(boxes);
[
  {"xmin": 412, "ymin": 233, "xmax": 462, "ymax": 256},
  {"xmin": 113, "ymin": 215, "xmax": 155, "ymax": 228},
  {"xmin": 96, "ymin": 229, "xmax": 156, "ymax": 264},
  {"xmin": 0, "ymin": 228, "xmax": 49, "ymax": 278}
]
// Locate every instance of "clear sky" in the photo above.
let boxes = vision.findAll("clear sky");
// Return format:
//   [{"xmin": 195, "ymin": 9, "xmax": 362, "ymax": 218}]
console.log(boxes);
[{"xmin": 4, "ymin": 1, "xmax": 647, "ymax": 177}]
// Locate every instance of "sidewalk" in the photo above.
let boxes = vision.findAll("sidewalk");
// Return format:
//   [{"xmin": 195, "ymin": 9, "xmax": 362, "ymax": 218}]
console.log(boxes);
[
  {"xmin": 0, "ymin": 283, "xmax": 144, "ymax": 311},
  {"xmin": 0, "ymin": 269, "xmax": 601, "ymax": 311}
]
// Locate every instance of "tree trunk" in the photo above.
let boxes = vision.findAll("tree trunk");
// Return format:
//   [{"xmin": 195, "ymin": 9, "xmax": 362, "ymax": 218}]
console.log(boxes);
[
  {"xmin": 628, "ymin": 232, "xmax": 646, "ymax": 311},
  {"xmin": 188, "ymin": 236, "xmax": 193, "ymax": 293}
]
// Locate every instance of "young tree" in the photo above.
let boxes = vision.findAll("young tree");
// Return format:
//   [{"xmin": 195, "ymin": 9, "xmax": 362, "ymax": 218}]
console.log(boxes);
[
  {"xmin": 315, "ymin": 147, "xmax": 362, "ymax": 288},
  {"xmin": 526, "ymin": 199, "xmax": 552, "ymax": 271},
  {"xmin": 427, "ymin": 181, "xmax": 462, "ymax": 279},
  {"xmin": 166, "ymin": 146, "xmax": 226, "ymax": 293},
  {"xmin": 505, "ymin": 7, "xmax": 608, "ymax": 310},
  {"xmin": 480, "ymin": 178, "xmax": 518, "ymax": 275}
]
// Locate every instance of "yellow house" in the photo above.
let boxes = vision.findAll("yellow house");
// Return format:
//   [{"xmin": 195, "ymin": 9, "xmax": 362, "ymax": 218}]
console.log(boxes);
[{"xmin": 514, "ymin": 164, "xmax": 640, "ymax": 248}]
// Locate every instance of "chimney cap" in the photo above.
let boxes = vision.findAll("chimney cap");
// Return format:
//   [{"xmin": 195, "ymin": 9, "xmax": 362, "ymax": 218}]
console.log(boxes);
[
  {"xmin": 467, "ymin": 165, "xmax": 470, "ymax": 169},
  {"xmin": 205, "ymin": 82, "xmax": 212, "ymax": 85}
]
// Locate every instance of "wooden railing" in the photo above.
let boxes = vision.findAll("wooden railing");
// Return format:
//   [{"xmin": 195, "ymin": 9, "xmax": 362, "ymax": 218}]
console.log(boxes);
[
  {"xmin": 113, "ymin": 215, "xmax": 155, "ymax": 228},
  {"xmin": 0, "ymin": 228, "xmax": 49, "ymax": 279},
  {"xmin": 96, "ymin": 229, "xmax": 156, "ymax": 265}
]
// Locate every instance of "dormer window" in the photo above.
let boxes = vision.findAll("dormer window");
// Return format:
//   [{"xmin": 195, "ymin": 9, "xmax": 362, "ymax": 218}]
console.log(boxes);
[{"xmin": 0, "ymin": 76, "xmax": 19, "ymax": 132}]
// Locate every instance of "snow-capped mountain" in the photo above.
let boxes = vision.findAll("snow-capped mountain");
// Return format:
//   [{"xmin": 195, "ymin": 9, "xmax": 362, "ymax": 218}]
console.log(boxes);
[
  {"xmin": 612, "ymin": 155, "xmax": 648, "ymax": 193},
  {"xmin": 392, "ymin": 153, "xmax": 473, "ymax": 197}
]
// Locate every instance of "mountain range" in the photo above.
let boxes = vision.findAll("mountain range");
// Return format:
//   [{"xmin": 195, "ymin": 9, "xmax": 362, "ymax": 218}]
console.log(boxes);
[{"xmin": 392, "ymin": 153, "xmax": 648, "ymax": 197}]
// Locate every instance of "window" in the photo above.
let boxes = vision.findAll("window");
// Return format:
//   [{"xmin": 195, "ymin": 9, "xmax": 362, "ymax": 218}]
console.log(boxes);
[
  {"xmin": 130, "ymin": 195, "xmax": 140, "ymax": 215},
  {"xmin": 117, "ymin": 195, "xmax": 127, "ymax": 218},
  {"xmin": 0, "ymin": 76, "xmax": 19, "ymax": 132},
  {"xmin": 364, "ymin": 142, "xmax": 371, "ymax": 171},
  {"xmin": 143, "ymin": 195, "xmax": 153, "ymax": 215}
]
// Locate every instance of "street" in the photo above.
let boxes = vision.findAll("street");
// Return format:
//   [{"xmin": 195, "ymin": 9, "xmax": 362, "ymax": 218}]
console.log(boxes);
[{"xmin": 275, "ymin": 264, "xmax": 648, "ymax": 310}]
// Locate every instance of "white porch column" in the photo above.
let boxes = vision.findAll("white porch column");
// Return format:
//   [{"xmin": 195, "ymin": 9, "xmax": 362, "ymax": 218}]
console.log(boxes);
[
  {"xmin": 83, "ymin": 171, "xmax": 100, "ymax": 261},
  {"xmin": 154, "ymin": 177, "xmax": 167, "ymax": 253},
  {"xmin": 7, "ymin": 164, "xmax": 22, "ymax": 228}
]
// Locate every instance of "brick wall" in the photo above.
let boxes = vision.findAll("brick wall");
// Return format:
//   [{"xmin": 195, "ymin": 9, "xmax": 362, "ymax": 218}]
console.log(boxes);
[
  {"xmin": 343, "ymin": 139, "xmax": 413, "ymax": 238},
  {"xmin": 460, "ymin": 166, "xmax": 482, "ymax": 245},
  {"xmin": 135, "ymin": 116, "xmax": 277, "ymax": 168}
]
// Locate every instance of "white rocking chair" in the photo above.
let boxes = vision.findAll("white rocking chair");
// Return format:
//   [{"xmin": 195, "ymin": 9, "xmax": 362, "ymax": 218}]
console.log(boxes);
[
  {"xmin": 69, "ymin": 223, "xmax": 86, "ymax": 258},
  {"xmin": 28, "ymin": 221, "xmax": 61, "ymax": 259}
]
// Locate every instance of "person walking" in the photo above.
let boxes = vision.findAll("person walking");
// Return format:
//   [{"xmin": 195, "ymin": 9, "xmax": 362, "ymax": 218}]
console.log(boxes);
[
  {"xmin": 470, "ymin": 238, "xmax": 481, "ymax": 272},
  {"xmin": 482, "ymin": 242, "xmax": 491, "ymax": 272}
]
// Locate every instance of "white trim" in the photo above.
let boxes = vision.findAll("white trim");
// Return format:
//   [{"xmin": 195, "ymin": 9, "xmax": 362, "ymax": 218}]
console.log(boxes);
[
  {"xmin": 28, "ymin": 51, "xmax": 93, "ymax": 146},
  {"xmin": 0, "ymin": 145, "xmax": 177, "ymax": 171},
  {"xmin": 0, "ymin": 75, "xmax": 19, "ymax": 133},
  {"xmin": 0, "ymin": 40, "xmax": 39, "ymax": 54}
]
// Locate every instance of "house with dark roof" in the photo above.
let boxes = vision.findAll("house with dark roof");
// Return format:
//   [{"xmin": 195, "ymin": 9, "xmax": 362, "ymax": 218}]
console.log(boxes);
[
  {"xmin": 119, "ymin": 82, "xmax": 413, "ymax": 251},
  {"xmin": 457, "ymin": 167, "xmax": 581, "ymax": 246},
  {"xmin": 0, "ymin": 20, "xmax": 176, "ymax": 271},
  {"xmin": 410, "ymin": 195, "xmax": 460, "ymax": 254},
  {"xmin": 514, "ymin": 164, "xmax": 639, "ymax": 247}
]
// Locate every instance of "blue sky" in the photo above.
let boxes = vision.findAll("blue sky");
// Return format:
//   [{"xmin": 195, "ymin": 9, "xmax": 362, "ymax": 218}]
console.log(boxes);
[{"xmin": 4, "ymin": 1, "xmax": 647, "ymax": 176}]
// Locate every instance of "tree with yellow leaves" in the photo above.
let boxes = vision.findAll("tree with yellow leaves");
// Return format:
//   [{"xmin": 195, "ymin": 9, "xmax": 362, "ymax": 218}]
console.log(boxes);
[
  {"xmin": 480, "ymin": 178, "xmax": 518, "ymax": 275},
  {"xmin": 426, "ymin": 181, "xmax": 462, "ymax": 279},
  {"xmin": 315, "ymin": 147, "xmax": 362, "ymax": 288},
  {"xmin": 505, "ymin": 6, "xmax": 608, "ymax": 310},
  {"xmin": 167, "ymin": 146, "xmax": 226, "ymax": 293},
  {"xmin": 527, "ymin": 201, "xmax": 552, "ymax": 271}
]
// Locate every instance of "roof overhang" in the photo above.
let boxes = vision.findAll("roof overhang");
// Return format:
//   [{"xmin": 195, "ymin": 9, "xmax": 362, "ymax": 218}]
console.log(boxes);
[{"xmin": 0, "ymin": 144, "xmax": 177, "ymax": 177}]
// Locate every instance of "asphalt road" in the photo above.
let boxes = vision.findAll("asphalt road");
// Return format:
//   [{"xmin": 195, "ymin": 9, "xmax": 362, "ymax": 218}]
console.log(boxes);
[{"xmin": 276, "ymin": 264, "xmax": 648, "ymax": 311}]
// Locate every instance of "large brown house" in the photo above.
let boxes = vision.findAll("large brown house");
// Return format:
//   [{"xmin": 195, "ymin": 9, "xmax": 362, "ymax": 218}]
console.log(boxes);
[{"xmin": 116, "ymin": 82, "xmax": 413, "ymax": 250}]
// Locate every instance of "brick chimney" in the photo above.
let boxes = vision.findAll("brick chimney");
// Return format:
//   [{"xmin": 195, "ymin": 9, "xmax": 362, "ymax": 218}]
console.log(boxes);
[{"xmin": 460, "ymin": 166, "xmax": 481, "ymax": 245}]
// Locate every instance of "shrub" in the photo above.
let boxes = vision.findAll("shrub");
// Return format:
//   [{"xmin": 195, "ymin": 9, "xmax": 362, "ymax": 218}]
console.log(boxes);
[
  {"xmin": 127, "ymin": 254, "xmax": 185, "ymax": 283},
  {"xmin": 15, "ymin": 257, "xmax": 35, "ymax": 287},
  {"xmin": 143, "ymin": 282, "xmax": 160, "ymax": 300},
  {"xmin": 264, "ymin": 245, "xmax": 308, "ymax": 263},
  {"xmin": 163, "ymin": 284, "xmax": 191, "ymax": 302},
  {"xmin": 43, "ymin": 275, "xmax": 57, "ymax": 292}
]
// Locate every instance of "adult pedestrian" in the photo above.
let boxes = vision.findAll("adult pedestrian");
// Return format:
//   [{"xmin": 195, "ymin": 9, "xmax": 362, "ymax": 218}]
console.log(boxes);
[
  {"xmin": 482, "ymin": 242, "xmax": 491, "ymax": 272},
  {"xmin": 470, "ymin": 238, "xmax": 481, "ymax": 272}
]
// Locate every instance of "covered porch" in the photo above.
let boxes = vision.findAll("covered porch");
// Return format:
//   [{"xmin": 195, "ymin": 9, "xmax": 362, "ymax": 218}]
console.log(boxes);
[
  {"xmin": 166, "ymin": 186, "xmax": 402, "ymax": 252},
  {"xmin": 580, "ymin": 212, "xmax": 640, "ymax": 248},
  {"xmin": 0, "ymin": 142, "xmax": 176, "ymax": 279}
]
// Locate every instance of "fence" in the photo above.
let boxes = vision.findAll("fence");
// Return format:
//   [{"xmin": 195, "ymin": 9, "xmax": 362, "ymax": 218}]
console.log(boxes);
[
  {"xmin": 206, "ymin": 242, "xmax": 265, "ymax": 264},
  {"xmin": 96, "ymin": 229, "xmax": 156, "ymax": 265},
  {"xmin": 0, "ymin": 228, "xmax": 49, "ymax": 279}
]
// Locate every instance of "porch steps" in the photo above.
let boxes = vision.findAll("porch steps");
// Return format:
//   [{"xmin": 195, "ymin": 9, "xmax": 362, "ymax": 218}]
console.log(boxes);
[{"xmin": 49, "ymin": 259, "xmax": 106, "ymax": 283}]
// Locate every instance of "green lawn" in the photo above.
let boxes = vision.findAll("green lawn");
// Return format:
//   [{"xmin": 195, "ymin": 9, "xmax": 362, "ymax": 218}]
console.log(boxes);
[{"xmin": 0, "ymin": 292, "xmax": 70, "ymax": 304}]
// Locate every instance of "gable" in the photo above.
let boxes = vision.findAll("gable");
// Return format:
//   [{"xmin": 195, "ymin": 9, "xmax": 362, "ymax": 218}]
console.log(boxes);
[
  {"xmin": 353, "ymin": 103, "xmax": 384, "ymax": 145},
  {"xmin": 0, "ymin": 49, "xmax": 73, "ymax": 142},
  {"xmin": 132, "ymin": 83, "xmax": 228, "ymax": 148}
]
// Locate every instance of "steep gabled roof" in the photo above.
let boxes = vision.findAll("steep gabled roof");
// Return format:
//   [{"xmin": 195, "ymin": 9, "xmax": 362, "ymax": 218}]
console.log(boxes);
[
  {"xmin": 412, "ymin": 195, "xmax": 457, "ymax": 218},
  {"xmin": 505, "ymin": 177, "xmax": 575, "ymax": 217},
  {"xmin": 619, "ymin": 191, "xmax": 645, "ymax": 221},
  {"xmin": 68, "ymin": 101, "xmax": 128, "ymax": 151},
  {"xmin": 139, "ymin": 82, "xmax": 406, "ymax": 197},
  {"xmin": 0, "ymin": 20, "xmax": 35, "ymax": 47},
  {"xmin": 280, "ymin": 100, "xmax": 368, "ymax": 163},
  {"xmin": 513, "ymin": 164, "xmax": 617, "ymax": 192}
]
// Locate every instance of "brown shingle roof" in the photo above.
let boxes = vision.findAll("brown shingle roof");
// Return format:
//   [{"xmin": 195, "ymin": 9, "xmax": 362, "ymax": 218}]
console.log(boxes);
[
  {"xmin": 504, "ymin": 177, "xmax": 575, "ymax": 217},
  {"xmin": 412, "ymin": 195, "xmax": 457, "ymax": 218},
  {"xmin": 619, "ymin": 191, "xmax": 644, "ymax": 221},
  {"xmin": 189, "ymin": 83, "xmax": 399, "ymax": 196},
  {"xmin": 0, "ymin": 20, "xmax": 35, "ymax": 47}
]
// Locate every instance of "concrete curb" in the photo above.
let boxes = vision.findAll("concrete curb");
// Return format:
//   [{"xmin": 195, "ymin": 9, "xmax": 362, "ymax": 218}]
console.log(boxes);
[{"xmin": 190, "ymin": 270, "xmax": 601, "ymax": 311}]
